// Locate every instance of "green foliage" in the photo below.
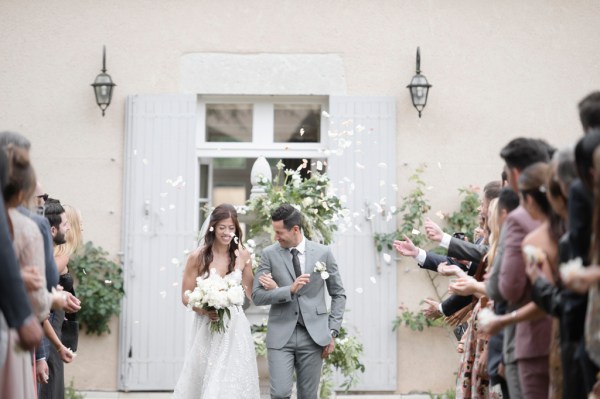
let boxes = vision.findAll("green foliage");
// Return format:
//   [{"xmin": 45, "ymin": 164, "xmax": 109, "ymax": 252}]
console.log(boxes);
[
  {"xmin": 71, "ymin": 241, "xmax": 125, "ymax": 335},
  {"xmin": 373, "ymin": 164, "xmax": 431, "ymax": 252},
  {"xmin": 251, "ymin": 322, "xmax": 267, "ymax": 357},
  {"xmin": 429, "ymin": 388, "xmax": 456, "ymax": 399},
  {"xmin": 245, "ymin": 160, "xmax": 346, "ymax": 245},
  {"xmin": 319, "ymin": 327, "xmax": 365, "ymax": 398},
  {"xmin": 65, "ymin": 379, "xmax": 86, "ymax": 399},
  {"xmin": 392, "ymin": 305, "xmax": 445, "ymax": 332},
  {"xmin": 443, "ymin": 187, "xmax": 481, "ymax": 242}
]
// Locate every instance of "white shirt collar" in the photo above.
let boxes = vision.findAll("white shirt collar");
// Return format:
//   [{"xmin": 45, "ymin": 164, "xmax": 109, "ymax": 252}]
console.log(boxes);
[{"xmin": 292, "ymin": 236, "xmax": 306, "ymax": 255}]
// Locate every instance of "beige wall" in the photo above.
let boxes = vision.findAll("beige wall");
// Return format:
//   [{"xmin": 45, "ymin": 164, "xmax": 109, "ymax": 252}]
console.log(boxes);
[{"xmin": 1, "ymin": 0, "xmax": 599, "ymax": 393}]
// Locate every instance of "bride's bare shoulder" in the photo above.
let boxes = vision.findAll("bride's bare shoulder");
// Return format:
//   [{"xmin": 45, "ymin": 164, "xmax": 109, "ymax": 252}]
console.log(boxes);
[{"xmin": 184, "ymin": 247, "xmax": 205, "ymax": 269}]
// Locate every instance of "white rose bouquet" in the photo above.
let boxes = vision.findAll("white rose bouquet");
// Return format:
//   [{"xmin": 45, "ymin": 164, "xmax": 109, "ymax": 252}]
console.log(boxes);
[{"xmin": 185, "ymin": 268, "xmax": 245, "ymax": 333}]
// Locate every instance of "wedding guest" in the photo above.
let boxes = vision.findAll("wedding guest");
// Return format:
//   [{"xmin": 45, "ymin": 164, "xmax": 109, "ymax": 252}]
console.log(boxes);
[{"xmin": 0, "ymin": 147, "xmax": 43, "ymax": 398}]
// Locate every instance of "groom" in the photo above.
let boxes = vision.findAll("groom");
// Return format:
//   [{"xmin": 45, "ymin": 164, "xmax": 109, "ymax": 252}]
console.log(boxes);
[{"xmin": 252, "ymin": 204, "xmax": 346, "ymax": 399}]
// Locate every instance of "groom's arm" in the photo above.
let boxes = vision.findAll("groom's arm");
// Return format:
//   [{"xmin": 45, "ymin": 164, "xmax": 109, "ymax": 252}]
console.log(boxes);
[
  {"xmin": 252, "ymin": 250, "xmax": 294, "ymax": 306},
  {"xmin": 324, "ymin": 249, "xmax": 346, "ymax": 333}
]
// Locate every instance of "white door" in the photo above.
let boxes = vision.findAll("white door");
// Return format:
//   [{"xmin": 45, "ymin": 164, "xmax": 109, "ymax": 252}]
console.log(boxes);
[
  {"xmin": 328, "ymin": 96, "xmax": 398, "ymax": 391},
  {"xmin": 119, "ymin": 94, "xmax": 197, "ymax": 390}
]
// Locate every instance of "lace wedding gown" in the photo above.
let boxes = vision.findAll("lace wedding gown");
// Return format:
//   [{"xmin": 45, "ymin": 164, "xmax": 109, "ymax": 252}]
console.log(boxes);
[{"xmin": 172, "ymin": 268, "xmax": 260, "ymax": 399}]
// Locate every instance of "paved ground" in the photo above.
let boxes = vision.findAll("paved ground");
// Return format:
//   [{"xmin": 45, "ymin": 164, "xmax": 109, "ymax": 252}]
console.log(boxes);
[{"xmin": 79, "ymin": 392, "xmax": 436, "ymax": 399}]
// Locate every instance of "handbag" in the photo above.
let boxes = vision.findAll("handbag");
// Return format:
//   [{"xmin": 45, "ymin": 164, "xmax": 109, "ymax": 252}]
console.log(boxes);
[{"xmin": 61, "ymin": 319, "xmax": 79, "ymax": 352}]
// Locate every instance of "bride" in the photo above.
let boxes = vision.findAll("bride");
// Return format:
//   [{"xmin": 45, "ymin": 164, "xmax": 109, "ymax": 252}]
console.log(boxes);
[{"xmin": 172, "ymin": 204, "xmax": 260, "ymax": 398}]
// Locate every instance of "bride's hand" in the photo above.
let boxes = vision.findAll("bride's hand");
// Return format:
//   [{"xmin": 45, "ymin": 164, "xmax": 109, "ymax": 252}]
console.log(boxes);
[
  {"xmin": 193, "ymin": 307, "xmax": 219, "ymax": 321},
  {"xmin": 258, "ymin": 273, "xmax": 278, "ymax": 290}
]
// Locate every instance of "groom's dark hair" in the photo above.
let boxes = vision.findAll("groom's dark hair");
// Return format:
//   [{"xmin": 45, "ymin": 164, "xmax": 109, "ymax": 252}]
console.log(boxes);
[{"xmin": 271, "ymin": 204, "xmax": 302, "ymax": 231}]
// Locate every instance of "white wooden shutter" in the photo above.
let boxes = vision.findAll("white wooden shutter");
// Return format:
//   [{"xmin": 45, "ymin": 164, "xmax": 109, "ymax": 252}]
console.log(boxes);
[
  {"xmin": 119, "ymin": 94, "xmax": 197, "ymax": 390},
  {"xmin": 328, "ymin": 96, "xmax": 397, "ymax": 391}
]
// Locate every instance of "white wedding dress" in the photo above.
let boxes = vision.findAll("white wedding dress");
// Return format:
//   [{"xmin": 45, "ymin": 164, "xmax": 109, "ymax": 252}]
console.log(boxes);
[{"xmin": 172, "ymin": 268, "xmax": 260, "ymax": 399}]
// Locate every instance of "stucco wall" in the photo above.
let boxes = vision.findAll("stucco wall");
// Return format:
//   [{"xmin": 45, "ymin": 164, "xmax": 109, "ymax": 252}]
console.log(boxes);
[{"xmin": 1, "ymin": 0, "xmax": 599, "ymax": 393}]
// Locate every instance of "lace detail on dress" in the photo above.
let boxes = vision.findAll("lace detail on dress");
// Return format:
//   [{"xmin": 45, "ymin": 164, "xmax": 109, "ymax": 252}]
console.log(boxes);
[{"xmin": 173, "ymin": 268, "xmax": 259, "ymax": 399}]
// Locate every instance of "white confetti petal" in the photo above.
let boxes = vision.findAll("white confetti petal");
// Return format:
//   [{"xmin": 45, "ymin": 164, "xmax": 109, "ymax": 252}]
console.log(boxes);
[
  {"xmin": 159, "ymin": 291, "xmax": 167, "ymax": 299},
  {"xmin": 82, "ymin": 269, "xmax": 87, "ymax": 275},
  {"xmin": 354, "ymin": 225, "xmax": 362, "ymax": 232},
  {"xmin": 209, "ymin": 226, "xmax": 214, "ymax": 232},
  {"xmin": 370, "ymin": 276, "xmax": 377, "ymax": 284},
  {"xmin": 134, "ymin": 320, "xmax": 140, "ymax": 324},
  {"xmin": 160, "ymin": 192, "xmax": 168, "ymax": 198},
  {"xmin": 104, "ymin": 280, "xmax": 112, "ymax": 285},
  {"xmin": 427, "ymin": 186, "xmax": 434, "ymax": 190},
  {"xmin": 356, "ymin": 162, "xmax": 365, "ymax": 169},
  {"xmin": 383, "ymin": 253, "xmax": 391, "ymax": 264},
  {"xmin": 379, "ymin": 180, "xmax": 386, "ymax": 187},
  {"xmin": 436, "ymin": 211, "xmax": 445, "ymax": 220},
  {"xmin": 160, "ymin": 207, "xmax": 165, "ymax": 212},
  {"xmin": 438, "ymin": 162, "xmax": 442, "ymax": 169},
  {"xmin": 322, "ymin": 110, "xmax": 330, "ymax": 118},
  {"xmin": 355, "ymin": 287, "xmax": 364, "ymax": 294},
  {"xmin": 377, "ymin": 162, "xmax": 387, "ymax": 168},
  {"xmin": 171, "ymin": 258, "xmax": 179, "ymax": 264},
  {"xmin": 390, "ymin": 206, "xmax": 397, "ymax": 213},
  {"xmin": 391, "ymin": 184, "xmax": 399, "ymax": 192},
  {"xmin": 316, "ymin": 161, "xmax": 323, "ymax": 171},
  {"xmin": 172, "ymin": 282, "xmax": 178, "ymax": 287},
  {"xmin": 133, "ymin": 149, "xmax": 138, "ymax": 156},
  {"xmin": 183, "ymin": 249, "xmax": 190, "ymax": 255},
  {"xmin": 169, "ymin": 204, "xmax": 176, "ymax": 210},
  {"xmin": 300, "ymin": 128, "xmax": 305, "ymax": 136},
  {"xmin": 159, "ymin": 267, "xmax": 166, "ymax": 271},
  {"xmin": 142, "ymin": 158, "xmax": 148, "ymax": 165},
  {"xmin": 356, "ymin": 124, "xmax": 365, "ymax": 132},
  {"xmin": 412, "ymin": 228, "xmax": 420, "ymax": 235}
]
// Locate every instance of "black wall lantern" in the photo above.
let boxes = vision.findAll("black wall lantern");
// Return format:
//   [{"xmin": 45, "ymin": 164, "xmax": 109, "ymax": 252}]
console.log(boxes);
[
  {"xmin": 91, "ymin": 46, "xmax": 116, "ymax": 116},
  {"xmin": 406, "ymin": 47, "xmax": 432, "ymax": 118}
]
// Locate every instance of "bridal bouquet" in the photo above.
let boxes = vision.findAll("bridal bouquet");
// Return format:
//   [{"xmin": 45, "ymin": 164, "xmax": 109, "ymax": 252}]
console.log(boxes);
[{"xmin": 185, "ymin": 268, "xmax": 245, "ymax": 333}]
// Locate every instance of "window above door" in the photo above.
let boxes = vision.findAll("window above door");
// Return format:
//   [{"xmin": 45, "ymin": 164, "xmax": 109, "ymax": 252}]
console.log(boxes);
[{"xmin": 196, "ymin": 95, "xmax": 328, "ymax": 157}]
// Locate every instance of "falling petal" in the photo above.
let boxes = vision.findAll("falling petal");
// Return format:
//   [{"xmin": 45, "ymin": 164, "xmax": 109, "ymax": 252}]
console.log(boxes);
[
  {"xmin": 160, "ymin": 192, "xmax": 168, "ymax": 198},
  {"xmin": 374, "ymin": 203, "xmax": 383, "ymax": 213},
  {"xmin": 159, "ymin": 267, "xmax": 166, "ymax": 271},
  {"xmin": 142, "ymin": 225, "xmax": 149, "ymax": 233},
  {"xmin": 438, "ymin": 162, "xmax": 442, "ymax": 169},
  {"xmin": 133, "ymin": 149, "xmax": 138, "ymax": 156},
  {"xmin": 427, "ymin": 186, "xmax": 434, "ymax": 190},
  {"xmin": 356, "ymin": 162, "xmax": 365, "ymax": 169},
  {"xmin": 379, "ymin": 197, "xmax": 387, "ymax": 205},
  {"xmin": 436, "ymin": 211, "xmax": 446, "ymax": 220},
  {"xmin": 322, "ymin": 110, "xmax": 330, "ymax": 118},
  {"xmin": 171, "ymin": 258, "xmax": 179, "ymax": 264},
  {"xmin": 355, "ymin": 287, "xmax": 364, "ymax": 294},
  {"xmin": 169, "ymin": 204, "xmax": 176, "ymax": 210},
  {"xmin": 160, "ymin": 207, "xmax": 165, "ymax": 212},
  {"xmin": 209, "ymin": 226, "xmax": 214, "ymax": 232},
  {"xmin": 234, "ymin": 236, "xmax": 239, "ymax": 244},
  {"xmin": 183, "ymin": 249, "xmax": 190, "ymax": 255},
  {"xmin": 316, "ymin": 161, "xmax": 323, "ymax": 171},
  {"xmin": 354, "ymin": 225, "xmax": 362, "ymax": 232},
  {"xmin": 172, "ymin": 282, "xmax": 178, "ymax": 287},
  {"xmin": 142, "ymin": 158, "xmax": 149, "ymax": 165},
  {"xmin": 356, "ymin": 124, "xmax": 365, "ymax": 132},
  {"xmin": 300, "ymin": 128, "xmax": 305, "ymax": 136},
  {"xmin": 350, "ymin": 183, "xmax": 355, "ymax": 191},
  {"xmin": 391, "ymin": 184, "xmax": 399, "ymax": 192},
  {"xmin": 134, "ymin": 320, "xmax": 140, "ymax": 324},
  {"xmin": 386, "ymin": 213, "xmax": 392, "ymax": 222},
  {"xmin": 159, "ymin": 291, "xmax": 167, "ymax": 299},
  {"xmin": 377, "ymin": 162, "xmax": 387, "ymax": 168},
  {"xmin": 104, "ymin": 280, "xmax": 112, "ymax": 285},
  {"xmin": 390, "ymin": 206, "xmax": 397, "ymax": 213},
  {"xmin": 82, "ymin": 269, "xmax": 87, "ymax": 275},
  {"xmin": 383, "ymin": 253, "xmax": 391, "ymax": 264},
  {"xmin": 412, "ymin": 228, "xmax": 420, "ymax": 235},
  {"xmin": 370, "ymin": 276, "xmax": 377, "ymax": 284},
  {"xmin": 379, "ymin": 180, "xmax": 385, "ymax": 187},
  {"xmin": 343, "ymin": 177, "xmax": 352, "ymax": 183}
]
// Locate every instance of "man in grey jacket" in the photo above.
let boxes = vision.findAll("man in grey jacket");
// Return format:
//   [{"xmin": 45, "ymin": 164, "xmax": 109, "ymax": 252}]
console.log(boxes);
[{"xmin": 253, "ymin": 204, "xmax": 346, "ymax": 399}]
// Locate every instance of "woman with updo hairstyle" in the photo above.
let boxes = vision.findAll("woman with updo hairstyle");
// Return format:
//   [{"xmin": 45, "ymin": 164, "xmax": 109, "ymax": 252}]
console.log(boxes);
[{"xmin": 519, "ymin": 161, "xmax": 564, "ymax": 399}]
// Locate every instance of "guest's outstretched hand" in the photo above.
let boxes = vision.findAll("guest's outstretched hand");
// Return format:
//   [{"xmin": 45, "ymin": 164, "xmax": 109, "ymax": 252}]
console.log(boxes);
[
  {"xmin": 393, "ymin": 235, "xmax": 418, "ymax": 257},
  {"xmin": 437, "ymin": 262, "xmax": 466, "ymax": 277},
  {"xmin": 424, "ymin": 218, "xmax": 444, "ymax": 242},
  {"xmin": 421, "ymin": 298, "xmax": 442, "ymax": 319}
]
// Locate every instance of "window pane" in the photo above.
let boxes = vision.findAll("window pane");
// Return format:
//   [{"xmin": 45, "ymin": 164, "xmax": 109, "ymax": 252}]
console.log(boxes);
[
  {"xmin": 274, "ymin": 104, "xmax": 321, "ymax": 143},
  {"xmin": 206, "ymin": 104, "xmax": 253, "ymax": 142}
]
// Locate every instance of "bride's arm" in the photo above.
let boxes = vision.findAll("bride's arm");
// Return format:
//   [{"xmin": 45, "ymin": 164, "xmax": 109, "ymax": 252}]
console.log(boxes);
[
  {"xmin": 181, "ymin": 248, "xmax": 201, "ymax": 307},
  {"xmin": 238, "ymin": 248, "xmax": 254, "ymax": 300}
]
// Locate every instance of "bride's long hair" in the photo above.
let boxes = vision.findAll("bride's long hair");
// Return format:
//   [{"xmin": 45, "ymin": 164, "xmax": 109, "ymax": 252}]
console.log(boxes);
[{"xmin": 198, "ymin": 204, "xmax": 244, "ymax": 276}]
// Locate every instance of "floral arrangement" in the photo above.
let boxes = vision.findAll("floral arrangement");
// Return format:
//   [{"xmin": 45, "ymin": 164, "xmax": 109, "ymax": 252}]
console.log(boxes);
[
  {"xmin": 314, "ymin": 261, "xmax": 329, "ymax": 280},
  {"xmin": 245, "ymin": 159, "xmax": 348, "ymax": 246},
  {"xmin": 185, "ymin": 268, "xmax": 245, "ymax": 333}
]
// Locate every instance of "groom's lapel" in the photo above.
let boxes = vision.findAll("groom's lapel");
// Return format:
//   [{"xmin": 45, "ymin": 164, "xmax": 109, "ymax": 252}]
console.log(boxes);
[{"xmin": 278, "ymin": 246, "xmax": 296, "ymax": 280}]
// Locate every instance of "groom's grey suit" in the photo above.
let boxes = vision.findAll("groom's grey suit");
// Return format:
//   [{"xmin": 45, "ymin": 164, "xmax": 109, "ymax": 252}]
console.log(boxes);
[{"xmin": 252, "ymin": 238, "xmax": 346, "ymax": 399}]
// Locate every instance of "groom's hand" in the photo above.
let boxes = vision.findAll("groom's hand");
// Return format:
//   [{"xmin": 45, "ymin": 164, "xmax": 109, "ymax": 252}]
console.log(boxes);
[
  {"xmin": 290, "ymin": 274, "xmax": 311, "ymax": 294},
  {"xmin": 321, "ymin": 338, "xmax": 335, "ymax": 359}
]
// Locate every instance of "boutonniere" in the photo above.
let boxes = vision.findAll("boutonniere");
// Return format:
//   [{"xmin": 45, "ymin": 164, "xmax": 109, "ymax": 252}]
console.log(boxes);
[{"xmin": 314, "ymin": 261, "xmax": 329, "ymax": 280}]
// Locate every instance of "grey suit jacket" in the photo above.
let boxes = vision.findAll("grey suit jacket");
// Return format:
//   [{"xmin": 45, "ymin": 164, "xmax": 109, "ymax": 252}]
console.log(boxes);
[
  {"xmin": 252, "ymin": 240, "xmax": 346, "ymax": 349},
  {"xmin": 447, "ymin": 237, "xmax": 488, "ymax": 264}
]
